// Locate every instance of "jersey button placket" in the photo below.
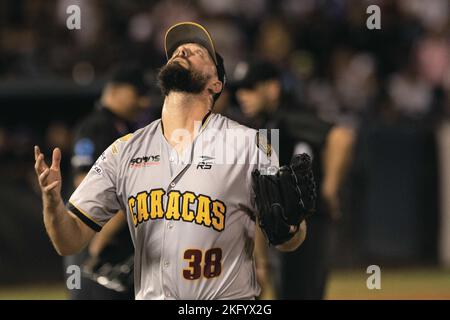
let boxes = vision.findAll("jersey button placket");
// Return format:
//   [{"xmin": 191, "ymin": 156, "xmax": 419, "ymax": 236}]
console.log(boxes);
[
  {"xmin": 161, "ymin": 223, "xmax": 172, "ymax": 300},
  {"xmin": 169, "ymin": 150, "xmax": 177, "ymax": 164},
  {"xmin": 161, "ymin": 235, "xmax": 172, "ymax": 299},
  {"xmin": 162, "ymin": 182, "xmax": 175, "ymax": 299}
]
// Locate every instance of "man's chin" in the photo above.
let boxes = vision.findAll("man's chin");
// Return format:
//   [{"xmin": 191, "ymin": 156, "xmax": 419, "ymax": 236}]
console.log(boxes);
[{"xmin": 157, "ymin": 62, "xmax": 207, "ymax": 95}]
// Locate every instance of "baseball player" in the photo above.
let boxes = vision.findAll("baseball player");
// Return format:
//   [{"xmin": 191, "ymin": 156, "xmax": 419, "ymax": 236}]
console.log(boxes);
[{"xmin": 33, "ymin": 22, "xmax": 315, "ymax": 300}]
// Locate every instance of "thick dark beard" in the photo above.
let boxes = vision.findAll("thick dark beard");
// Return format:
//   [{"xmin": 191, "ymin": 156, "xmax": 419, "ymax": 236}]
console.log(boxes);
[{"xmin": 157, "ymin": 61, "xmax": 209, "ymax": 96}]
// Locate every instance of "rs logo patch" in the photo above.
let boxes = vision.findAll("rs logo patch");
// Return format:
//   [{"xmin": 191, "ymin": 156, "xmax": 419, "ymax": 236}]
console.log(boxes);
[
  {"xmin": 197, "ymin": 155, "xmax": 214, "ymax": 170},
  {"xmin": 197, "ymin": 162, "xmax": 212, "ymax": 169}
]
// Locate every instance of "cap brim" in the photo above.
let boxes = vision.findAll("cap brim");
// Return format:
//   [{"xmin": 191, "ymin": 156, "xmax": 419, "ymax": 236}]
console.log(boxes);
[{"xmin": 165, "ymin": 22, "xmax": 217, "ymax": 64}]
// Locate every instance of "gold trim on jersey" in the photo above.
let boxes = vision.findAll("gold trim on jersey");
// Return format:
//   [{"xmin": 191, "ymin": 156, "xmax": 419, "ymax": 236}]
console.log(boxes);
[
  {"xmin": 200, "ymin": 112, "xmax": 213, "ymax": 131},
  {"xmin": 68, "ymin": 200, "xmax": 103, "ymax": 229},
  {"xmin": 119, "ymin": 133, "xmax": 133, "ymax": 142}
]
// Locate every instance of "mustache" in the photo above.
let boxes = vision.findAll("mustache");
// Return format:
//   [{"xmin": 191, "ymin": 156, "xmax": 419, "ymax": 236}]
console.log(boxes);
[{"xmin": 170, "ymin": 56, "xmax": 191, "ymax": 67}]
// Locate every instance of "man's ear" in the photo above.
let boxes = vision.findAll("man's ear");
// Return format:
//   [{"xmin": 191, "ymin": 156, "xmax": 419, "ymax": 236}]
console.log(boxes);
[{"xmin": 210, "ymin": 80, "xmax": 223, "ymax": 94}]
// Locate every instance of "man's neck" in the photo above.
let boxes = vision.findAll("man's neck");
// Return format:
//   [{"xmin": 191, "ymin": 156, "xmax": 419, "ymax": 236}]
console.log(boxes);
[{"xmin": 161, "ymin": 92, "xmax": 211, "ymax": 150}]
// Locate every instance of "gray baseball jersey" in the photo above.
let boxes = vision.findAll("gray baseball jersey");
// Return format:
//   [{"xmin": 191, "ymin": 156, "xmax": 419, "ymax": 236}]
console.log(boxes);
[{"xmin": 67, "ymin": 113, "xmax": 278, "ymax": 300}]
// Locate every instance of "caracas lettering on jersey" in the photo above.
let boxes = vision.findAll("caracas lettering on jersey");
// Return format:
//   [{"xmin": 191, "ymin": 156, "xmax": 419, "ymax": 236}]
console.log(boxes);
[{"xmin": 127, "ymin": 190, "xmax": 226, "ymax": 231}]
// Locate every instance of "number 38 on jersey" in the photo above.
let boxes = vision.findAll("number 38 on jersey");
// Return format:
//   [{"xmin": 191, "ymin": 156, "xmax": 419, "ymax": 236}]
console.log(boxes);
[{"xmin": 182, "ymin": 248, "xmax": 222, "ymax": 280}]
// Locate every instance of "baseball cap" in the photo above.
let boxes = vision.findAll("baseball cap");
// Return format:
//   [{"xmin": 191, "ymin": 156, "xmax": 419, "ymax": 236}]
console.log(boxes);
[
  {"xmin": 164, "ymin": 22, "xmax": 226, "ymax": 100},
  {"xmin": 233, "ymin": 60, "xmax": 280, "ymax": 89}
]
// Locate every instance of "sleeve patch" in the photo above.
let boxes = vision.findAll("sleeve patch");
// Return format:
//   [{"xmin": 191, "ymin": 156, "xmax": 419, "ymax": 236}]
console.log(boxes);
[
  {"xmin": 119, "ymin": 133, "xmax": 133, "ymax": 142},
  {"xmin": 92, "ymin": 165, "xmax": 103, "ymax": 175},
  {"xmin": 111, "ymin": 144, "xmax": 119, "ymax": 154}
]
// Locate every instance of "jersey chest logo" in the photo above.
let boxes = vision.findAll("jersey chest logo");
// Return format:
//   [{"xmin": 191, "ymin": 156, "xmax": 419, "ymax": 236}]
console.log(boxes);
[
  {"xmin": 127, "ymin": 189, "xmax": 226, "ymax": 231},
  {"xmin": 129, "ymin": 155, "xmax": 160, "ymax": 168},
  {"xmin": 196, "ymin": 155, "xmax": 214, "ymax": 170}
]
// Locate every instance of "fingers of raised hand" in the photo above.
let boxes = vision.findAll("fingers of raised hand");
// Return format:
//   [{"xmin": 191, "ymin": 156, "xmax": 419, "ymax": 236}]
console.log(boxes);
[
  {"xmin": 38, "ymin": 168, "xmax": 50, "ymax": 187},
  {"xmin": 51, "ymin": 147, "xmax": 61, "ymax": 170},
  {"xmin": 34, "ymin": 145, "xmax": 40, "ymax": 161},
  {"xmin": 34, "ymin": 151, "xmax": 49, "ymax": 175},
  {"xmin": 44, "ymin": 180, "xmax": 60, "ymax": 193}
]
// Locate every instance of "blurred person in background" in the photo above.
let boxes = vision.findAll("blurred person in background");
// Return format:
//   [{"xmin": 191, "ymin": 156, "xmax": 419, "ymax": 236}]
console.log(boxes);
[
  {"xmin": 235, "ymin": 60, "xmax": 354, "ymax": 299},
  {"xmin": 210, "ymin": 86, "xmax": 248, "ymax": 123},
  {"xmin": 65, "ymin": 64, "xmax": 153, "ymax": 300},
  {"xmin": 255, "ymin": 17, "xmax": 293, "ymax": 67}
]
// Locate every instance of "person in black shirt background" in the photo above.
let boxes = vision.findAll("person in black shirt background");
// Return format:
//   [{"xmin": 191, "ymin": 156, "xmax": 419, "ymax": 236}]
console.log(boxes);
[
  {"xmin": 66, "ymin": 64, "xmax": 157, "ymax": 300},
  {"xmin": 234, "ymin": 60, "xmax": 354, "ymax": 299}
]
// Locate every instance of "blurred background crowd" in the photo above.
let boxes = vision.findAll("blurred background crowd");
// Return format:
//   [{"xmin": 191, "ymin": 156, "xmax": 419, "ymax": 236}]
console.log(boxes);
[{"xmin": 0, "ymin": 0, "xmax": 449, "ymax": 297}]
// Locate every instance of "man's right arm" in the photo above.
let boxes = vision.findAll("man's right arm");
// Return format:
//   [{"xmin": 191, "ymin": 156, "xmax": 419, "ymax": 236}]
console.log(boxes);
[
  {"xmin": 73, "ymin": 169, "xmax": 127, "ymax": 258},
  {"xmin": 35, "ymin": 146, "xmax": 95, "ymax": 256}
]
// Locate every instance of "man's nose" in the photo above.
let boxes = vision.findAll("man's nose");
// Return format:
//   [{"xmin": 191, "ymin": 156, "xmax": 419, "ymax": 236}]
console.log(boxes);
[{"xmin": 177, "ymin": 47, "xmax": 189, "ymax": 58}]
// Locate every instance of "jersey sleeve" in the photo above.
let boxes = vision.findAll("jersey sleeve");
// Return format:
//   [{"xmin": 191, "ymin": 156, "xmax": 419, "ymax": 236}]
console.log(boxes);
[{"xmin": 67, "ymin": 140, "xmax": 123, "ymax": 232}]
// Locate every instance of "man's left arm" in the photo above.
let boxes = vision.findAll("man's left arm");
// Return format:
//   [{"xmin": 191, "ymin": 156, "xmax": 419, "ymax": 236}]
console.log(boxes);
[{"xmin": 252, "ymin": 153, "xmax": 316, "ymax": 251}]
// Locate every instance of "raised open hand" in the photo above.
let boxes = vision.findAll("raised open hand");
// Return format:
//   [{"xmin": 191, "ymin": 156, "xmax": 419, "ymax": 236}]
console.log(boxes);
[{"xmin": 34, "ymin": 145, "xmax": 62, "ymax": 206}]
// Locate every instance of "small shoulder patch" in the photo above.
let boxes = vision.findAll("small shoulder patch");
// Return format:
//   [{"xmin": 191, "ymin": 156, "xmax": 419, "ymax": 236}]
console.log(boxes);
[
  {"xmin": 111, "ymin": 133, "xmax": 133, "ymax": 155},
  {"xmin": 119, "ymin": 133, "xmax": 133, "ymax": 142},
  {"xmin": 111, "ymin": 144, "xmax": 119, "ymax": 155},
  {"xmin": 256, "ymin": 131, "xmax": 272, "ymax": 157}
]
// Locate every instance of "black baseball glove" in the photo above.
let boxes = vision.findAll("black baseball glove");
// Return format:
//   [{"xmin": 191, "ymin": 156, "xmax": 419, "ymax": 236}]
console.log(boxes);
[{"xmin": 252, "ymin": 153, "xmax": 316, "ymax": 246}]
